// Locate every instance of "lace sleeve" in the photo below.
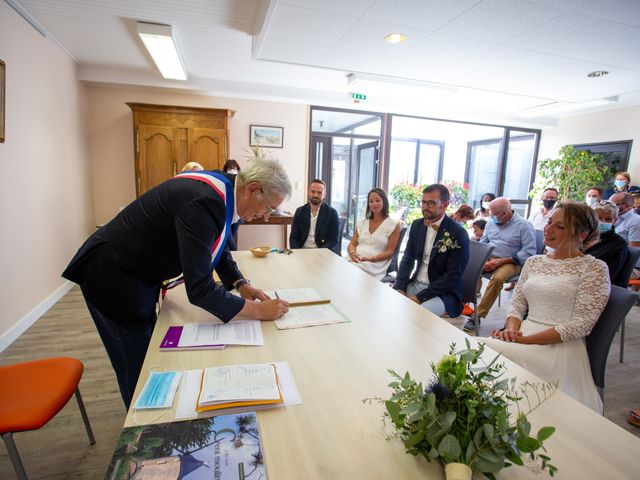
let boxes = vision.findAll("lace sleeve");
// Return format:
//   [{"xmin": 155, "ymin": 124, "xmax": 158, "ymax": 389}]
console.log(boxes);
[
  {"xmin": 506, "ymin": 256, "xmax": 532, "ymax": 320},
  {"xmin": 555, "ymin": 259, "xmax": 611, "ymax": 342}
]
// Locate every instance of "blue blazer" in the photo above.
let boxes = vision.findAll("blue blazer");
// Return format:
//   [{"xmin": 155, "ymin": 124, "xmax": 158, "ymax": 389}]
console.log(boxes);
[
  {"xmin": 394, "ymin": 215, "xmax": 469, "ymax": 317},
  {"xmin": 290, "ymin": 203, "xmax": 340, "ymax": 254}
]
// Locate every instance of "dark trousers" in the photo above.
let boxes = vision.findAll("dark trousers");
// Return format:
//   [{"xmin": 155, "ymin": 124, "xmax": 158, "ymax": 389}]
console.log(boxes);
[{"xmin": 85, "ymin": 299, "xmax": 155, "ymax": 410}]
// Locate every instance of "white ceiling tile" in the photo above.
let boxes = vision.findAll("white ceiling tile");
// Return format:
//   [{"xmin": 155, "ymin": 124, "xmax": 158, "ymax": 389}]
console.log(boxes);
[
  {"xmin": 438, "ymin": 0, "xmax": 565, "ymax": 43},
  {"xmin": 265, "ymin": 4, "xmax": 358, "ymax": 46},
  {"xmin": 530, "ymin": 0, "xmax": 640, "ymax": 26},
  {"xmin": 364, "ymin": 0, "xmax": 481, "ymax": 30},
  {"xmin": 317, "ymin": 46, "xmax": 395, "ymax": 72},
  {"xmin": 257, "ymin": 38, "xmax": 330, "ymax": 65},
  {"xmin": 396, "ymin": 32, "xmax": 491, "ymax": 64},
  {"xmin": 507, "ymin": 12, "xmax": 640, "ymax": 69},
  {"xmin": 334, "ymin": 17, "xmax": 431, "ymax": 52},
  {"xmin": 279, "ymin": 0, "xmax": 375, "ymax": 16}
]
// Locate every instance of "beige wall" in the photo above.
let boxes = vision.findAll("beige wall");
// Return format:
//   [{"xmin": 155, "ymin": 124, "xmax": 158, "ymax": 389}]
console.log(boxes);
[
  {"xmin": 0, "ymin": 2, "xmax": 94, "ymax": 348},
  {"xmin": 86, "ymin": 85, "xmax": 309, "ymax": 248},
  {"xmin": 539, "ymin": 105, "xmax": 640, "ymax": 184}
]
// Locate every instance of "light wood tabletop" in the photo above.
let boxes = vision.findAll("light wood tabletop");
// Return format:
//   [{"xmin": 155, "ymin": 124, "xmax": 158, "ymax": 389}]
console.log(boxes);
[{"xmin": 124, "ymin": 249, "xmax": 640, "ymax": 479}]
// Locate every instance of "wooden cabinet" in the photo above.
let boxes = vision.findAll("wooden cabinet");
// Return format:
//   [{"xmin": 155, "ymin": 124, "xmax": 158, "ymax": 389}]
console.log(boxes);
[{"xmin": 127, "ymin": 103, "xmax": 235, "ymax": 196}]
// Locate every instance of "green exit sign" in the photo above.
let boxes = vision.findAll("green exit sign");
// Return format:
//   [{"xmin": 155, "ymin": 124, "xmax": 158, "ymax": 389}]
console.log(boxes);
[{"xmin": 350, "ymin": 92, "xmax": 367, "ymax": 102}]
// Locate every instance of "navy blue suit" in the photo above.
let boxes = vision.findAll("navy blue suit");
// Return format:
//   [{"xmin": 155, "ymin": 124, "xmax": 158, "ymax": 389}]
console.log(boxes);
[
  {"xmin": 290, "ymin": 203, "xmax": 340, "ymax": 254},
  {"xmin": 394, "ymin": 215, "xmax": 469, "ymax": 317}
]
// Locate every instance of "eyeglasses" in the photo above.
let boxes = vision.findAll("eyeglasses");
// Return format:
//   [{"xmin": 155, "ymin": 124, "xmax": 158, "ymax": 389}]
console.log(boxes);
[
  {"xmin": 421, "ymin": 199, "xmax": 441, "ymax": 208},
  {"xmin": 594, "ymin": 200, "xmax": 616, "ymax": 208}
]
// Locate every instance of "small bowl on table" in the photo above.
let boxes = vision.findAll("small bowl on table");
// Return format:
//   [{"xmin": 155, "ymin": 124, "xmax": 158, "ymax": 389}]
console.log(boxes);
[{"xmin": 250, "ymin": 246, "xmax": 272, "ymax": 258}]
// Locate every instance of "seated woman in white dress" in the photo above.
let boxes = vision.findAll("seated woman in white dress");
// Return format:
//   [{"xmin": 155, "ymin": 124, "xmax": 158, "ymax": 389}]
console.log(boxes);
[
  {"xmin": 483, "ymin": 201, "xmax": 610, "ymax": 413},
  {"xmin": 347, "ymin": 188, "xmax": 401, "ymax": 280}
]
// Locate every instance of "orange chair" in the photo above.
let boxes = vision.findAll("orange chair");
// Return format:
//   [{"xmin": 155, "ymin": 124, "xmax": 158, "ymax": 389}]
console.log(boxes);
[{"xmin": 0, "ymin": 357, "xmax": 95, "ymax": 479}]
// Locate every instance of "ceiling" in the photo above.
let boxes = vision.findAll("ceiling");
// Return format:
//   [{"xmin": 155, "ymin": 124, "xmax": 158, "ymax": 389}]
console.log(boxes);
[{"xmin": 9, "ymin": 0, "xmax": 640, "ymax": 126}]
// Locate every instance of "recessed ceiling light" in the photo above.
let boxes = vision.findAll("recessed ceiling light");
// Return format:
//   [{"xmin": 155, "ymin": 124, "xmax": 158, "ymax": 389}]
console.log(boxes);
[
  {"xmin": 587, "ymin": 70, "xmax": 609, "ymax": 78},
  {"xmin": 385, "ymin": 33, "xmax": 407, "ymax": 44}
]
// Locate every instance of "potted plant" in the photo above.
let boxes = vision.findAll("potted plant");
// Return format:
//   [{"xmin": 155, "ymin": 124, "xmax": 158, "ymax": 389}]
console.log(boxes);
[{"xmin": 366, "ymin": 341, "xmax": 558, "ymax": 479}]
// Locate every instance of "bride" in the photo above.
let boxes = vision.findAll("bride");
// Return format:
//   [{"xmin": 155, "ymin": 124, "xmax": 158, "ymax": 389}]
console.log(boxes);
[{"xmin": 483, "ymin": 201, "xmax": 610, "ymax": 413}]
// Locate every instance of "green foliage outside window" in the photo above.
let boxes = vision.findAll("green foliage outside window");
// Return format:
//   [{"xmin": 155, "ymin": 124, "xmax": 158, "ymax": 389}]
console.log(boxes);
[{"xmin": 530, "ymin": 145, "xmax": 606, "ymax": 201}]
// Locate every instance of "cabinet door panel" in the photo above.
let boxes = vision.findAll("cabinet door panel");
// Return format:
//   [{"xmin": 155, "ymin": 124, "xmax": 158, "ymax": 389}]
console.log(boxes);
[
  {"xmin": 189, "ymin": 128, "xmax": 226, "ymax": 171},
  {"xmin": 138, "ymin": 125, "xmax": 176, "ymax": 195}
]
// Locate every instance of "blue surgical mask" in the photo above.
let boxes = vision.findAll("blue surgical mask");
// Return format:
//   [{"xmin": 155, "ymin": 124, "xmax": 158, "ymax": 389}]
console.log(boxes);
[
  {"xmin": 598, "ymin": 223, "xmax": 613, "ymax": 233},
  {"xmin": 134, "ymin": 371, "xmax": 182, "ymax": 409},
  {"xmin": 615, "ymin": 180, "xmax": 627, "ymax": 188},
  {"xmin": 491, "ymin": 215, "xmax": 501, "ymax": 226}
]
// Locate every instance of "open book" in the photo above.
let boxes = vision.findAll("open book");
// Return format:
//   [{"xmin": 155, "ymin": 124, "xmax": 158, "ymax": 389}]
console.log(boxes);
[
  {"xmin": 264, "ymin": 287, "xmax": 330, "ymax": 306},
  {"xmin": 196, "ymin": 363, "xmax": 283, "ymax": 413}
]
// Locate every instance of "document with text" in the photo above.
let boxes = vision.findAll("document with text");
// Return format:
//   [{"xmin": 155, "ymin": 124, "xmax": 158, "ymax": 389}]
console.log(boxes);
[
  {"xmin": 160, "ymin": 320, "xmax": 264, "ymax": 350},
  {"xmin": 274, "ymin": 303, "xmax": 349, "ymax": 330}
]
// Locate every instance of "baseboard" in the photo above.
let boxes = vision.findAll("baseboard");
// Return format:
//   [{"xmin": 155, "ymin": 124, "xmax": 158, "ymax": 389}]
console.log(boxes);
[{"xmin": 0, "ymin": 280, "xmax": 75, "ymax": 353}]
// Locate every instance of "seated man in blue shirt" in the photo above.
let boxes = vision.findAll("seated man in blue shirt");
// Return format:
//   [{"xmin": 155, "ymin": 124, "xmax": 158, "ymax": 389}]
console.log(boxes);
[{"xmin": 467, "ymin": 197, "xmax": 536, "ymax": 331}]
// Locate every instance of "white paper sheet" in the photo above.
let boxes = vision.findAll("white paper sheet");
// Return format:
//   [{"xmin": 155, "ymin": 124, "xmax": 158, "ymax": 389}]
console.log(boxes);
[
  {"xmin": 273, "ymin": 303, "xmax": 349, "ymax": 330},
  {"xmin": 264, "ymin": 288, "xmax": 329, "ymax": 305},
  {"xmin": 179, "ymin": 320, "xmax": 264, "ymax": 347},
  {"xmin": 175, "ymin": 361, "xmax": 302, "ymax": 420}
]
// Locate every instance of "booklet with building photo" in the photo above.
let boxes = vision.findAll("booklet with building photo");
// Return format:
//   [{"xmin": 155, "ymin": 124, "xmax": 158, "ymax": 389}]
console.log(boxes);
[{"xmin": 105, "ymin": 412, "xmax": 266, "ymax": 479}]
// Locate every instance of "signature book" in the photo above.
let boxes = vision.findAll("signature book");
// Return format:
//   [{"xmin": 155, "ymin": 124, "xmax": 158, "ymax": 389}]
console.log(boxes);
[{"xmin": 160, "ymin": 321, "xmax": 264, "ymax": 351}]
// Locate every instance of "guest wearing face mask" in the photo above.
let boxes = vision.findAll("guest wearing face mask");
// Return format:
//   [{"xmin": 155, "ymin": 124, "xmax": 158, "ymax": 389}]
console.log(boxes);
[
  {"xmin": 529, "ymin": 187, "xmax": 558, "ymax": 230},
  {"xmin": 604, "ymin": 171, "xmax": 637, "ymax": 199},
  {"xmin": 584, "ymin": 200, "xmax": 629, "ymax": 288},
  {"xmin": 610, "ymin": 192, "xmax": 640, "ymax": 248},
  {"xmin": 585, "ymin": 187, "xmax": 602, "ymax": 207},
  {"xmin": 223, "ymin": 159, "xmax": 241, "ymax": 174},
  {"xmin": 474, "ymin": 193, "xmax": 496, "ymax": 220}
]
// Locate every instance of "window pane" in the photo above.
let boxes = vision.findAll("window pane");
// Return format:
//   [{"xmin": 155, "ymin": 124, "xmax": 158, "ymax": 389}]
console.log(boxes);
[
  {"xmin": 389, "ymin": 140, "xmax": 417, "ymax": 186},
  {"xmin": 467, "ymin": 141, "xmax": 501, "ymax": 209},
  {"xmin": 503, "ymin": 133, "xmax": 536, "ymax": 200},
  {"xmin": 417, "ymin": 143, "xmax": 441, "ymax": 185},
  {"xmin": 311, "ymin": 109, "xmax": 381, "ymax": 135}
]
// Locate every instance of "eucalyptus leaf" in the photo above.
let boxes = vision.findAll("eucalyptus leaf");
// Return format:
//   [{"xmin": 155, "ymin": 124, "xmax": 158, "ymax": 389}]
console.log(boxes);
[
  {"xmin": 438, "ymin": 434, "xmax": 461, "ymax": 461},
  {"xmin": 537, "ymin": 426, "xmax": 556, "ymax": 442}
]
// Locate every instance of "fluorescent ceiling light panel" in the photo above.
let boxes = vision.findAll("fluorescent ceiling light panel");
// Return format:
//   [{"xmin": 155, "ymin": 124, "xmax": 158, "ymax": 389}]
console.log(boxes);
[
  {"xmin": 347, "ymin": 73, "xmax": 457, "ymax": 99},
  {"xmin": 137, "ymin": 22, "xmax": 187, "ymax": 81},
  {"xmin": 519, "ymin": 96, "xmax": 619, "ymax": 117}
]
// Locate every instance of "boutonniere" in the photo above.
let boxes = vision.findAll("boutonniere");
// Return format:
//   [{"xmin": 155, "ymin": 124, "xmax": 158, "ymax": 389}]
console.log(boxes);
[{"xmin": 436, "ymin": 231, "xmax": 460, "ymax": 253}]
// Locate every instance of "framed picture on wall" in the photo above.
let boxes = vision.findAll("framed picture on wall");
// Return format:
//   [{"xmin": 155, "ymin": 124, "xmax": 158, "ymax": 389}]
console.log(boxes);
[
  {"xmin": 0, "ymin": 59, "xmax": 5, "ymax": 143},
  {"xmin": 250, "ymin": 125, "xmax": 284, "ymax": 148}
]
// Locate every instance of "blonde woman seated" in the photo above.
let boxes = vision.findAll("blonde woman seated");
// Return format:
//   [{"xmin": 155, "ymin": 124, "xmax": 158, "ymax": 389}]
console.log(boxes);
[
  {"xmin": 347, "ymin": 188, "xmax": 401, "ymax": 280},
  {"xmin": 483, "ymin": 202, "xmax": 610, "ymax": 413}
]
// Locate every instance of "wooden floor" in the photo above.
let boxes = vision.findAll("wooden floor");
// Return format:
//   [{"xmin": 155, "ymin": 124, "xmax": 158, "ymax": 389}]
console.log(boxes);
[{"xmin": 1, "ymin": 283, "xmax": 639, "ymax": 479}]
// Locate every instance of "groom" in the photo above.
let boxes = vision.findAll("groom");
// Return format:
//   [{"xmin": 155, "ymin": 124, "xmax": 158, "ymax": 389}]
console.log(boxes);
[{"xmin": 394, "ymin": 184, "xmax": 469, "ymax": 317}]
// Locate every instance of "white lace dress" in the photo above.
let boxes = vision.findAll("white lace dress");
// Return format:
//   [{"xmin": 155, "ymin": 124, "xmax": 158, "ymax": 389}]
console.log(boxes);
[
  {"xmin": 483, "ymin": 254, "xmax": 610, "ymax": 413},
  {"xmin": 350, "ymin": 217, "xmax": 399, "ymax": 280}
]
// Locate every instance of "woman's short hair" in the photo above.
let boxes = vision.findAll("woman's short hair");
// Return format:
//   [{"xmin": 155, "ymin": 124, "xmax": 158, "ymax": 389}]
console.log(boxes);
[
  {"xmin": 454, "ymin": 204, "xmax": 474, "ymax": 221},
  {"xmin": 592, "ymin": 200, "xmax": 618, "ymax": 220},
  {"xmin": 366, "ymin": 188, "xmax": 390, "ymax": 219},
  {"xmin": 223, "ymin": 159, "xmax": 240, "ymax": 172},
  {"xmin": 237, "ymin": 158, "xmax": 292, "ymax": 199},
  {"xmin": 555, "ymin": 201, "xmax": 599, "ymax": 246},
  {"xmin": 615, "ymin": 171, "xmax": 631, "ymax": 182}
]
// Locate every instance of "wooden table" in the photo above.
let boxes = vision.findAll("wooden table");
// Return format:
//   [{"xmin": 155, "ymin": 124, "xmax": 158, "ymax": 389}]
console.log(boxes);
[
  {"xmin": 125, "ymin": 249, "xmax": 640, "ymax": 479},
  {"xmin": 240, "ymin": 213, "xmax": 293, "ymax": 249}
]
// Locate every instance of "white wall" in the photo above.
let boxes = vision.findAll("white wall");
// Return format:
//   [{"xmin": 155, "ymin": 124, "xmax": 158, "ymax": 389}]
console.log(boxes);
[
  {"xmin": 0, "ymin": 2, "xmax": 94, "ymax": 349},
  {"xmin": 539, "ymin": 105, "xmax": 640, "ymax": 183}
]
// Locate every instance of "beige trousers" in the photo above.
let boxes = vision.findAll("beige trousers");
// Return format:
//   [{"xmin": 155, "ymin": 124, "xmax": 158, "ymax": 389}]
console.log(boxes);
[{"xmin": 476, "ymin": 262, "xmax": 521, "ymax": 319}]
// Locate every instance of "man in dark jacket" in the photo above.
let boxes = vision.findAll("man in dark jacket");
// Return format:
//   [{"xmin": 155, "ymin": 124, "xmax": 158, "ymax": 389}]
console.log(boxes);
[
  {"xmin": 394, "ymin": 184, "xmax": 469, "ymax": 318},
  {"xmin": 290, "ymin": 179, "xmax": 340, "ymax": 254},
  {"xmin": 63, "ymin": 158, "xmax": 291, "ymax": 408}
]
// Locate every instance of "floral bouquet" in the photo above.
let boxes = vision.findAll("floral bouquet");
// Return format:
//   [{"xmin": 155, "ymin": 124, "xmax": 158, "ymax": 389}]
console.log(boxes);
[{"xmin": 366, "ymin": 341, "xmax": 558, "ymax": 479}]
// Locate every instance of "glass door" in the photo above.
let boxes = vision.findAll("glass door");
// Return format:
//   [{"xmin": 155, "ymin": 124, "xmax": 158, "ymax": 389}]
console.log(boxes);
[{"xmin": 349, "ymin": 141, "xmax": 378, "ymax": 235}]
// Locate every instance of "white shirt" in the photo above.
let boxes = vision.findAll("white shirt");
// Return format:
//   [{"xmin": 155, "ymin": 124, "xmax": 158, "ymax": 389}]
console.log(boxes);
[
  {"xmin": 416, "ymin": 216, "xmax": 444, "ymax": 284},
  {"xmin": 529, "ymin": 207, "xmax": 551, "ymax": 231},
  {"xmin": 303, "ymin": 208, "xmax": 320, "ymax": 248}
]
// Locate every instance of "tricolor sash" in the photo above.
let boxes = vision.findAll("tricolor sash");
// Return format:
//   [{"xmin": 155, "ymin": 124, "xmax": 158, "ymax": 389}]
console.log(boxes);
[{"xmin": 161, "ymin": 171, "xmax": 234, "ymax": 293}]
